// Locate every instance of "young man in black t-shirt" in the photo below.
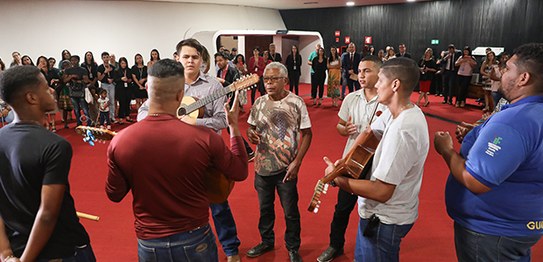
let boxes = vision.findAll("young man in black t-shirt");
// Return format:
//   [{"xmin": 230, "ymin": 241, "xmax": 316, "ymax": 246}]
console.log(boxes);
[{"xmin": 0, "ymin": 66, "xmax": 95, "ymax": 262}]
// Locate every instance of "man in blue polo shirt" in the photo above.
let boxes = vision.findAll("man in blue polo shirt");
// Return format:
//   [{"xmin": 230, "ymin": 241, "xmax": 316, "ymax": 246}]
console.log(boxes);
[{"xmin": 434, "ymin": 43, "xmax": 543, "ymax": 261}]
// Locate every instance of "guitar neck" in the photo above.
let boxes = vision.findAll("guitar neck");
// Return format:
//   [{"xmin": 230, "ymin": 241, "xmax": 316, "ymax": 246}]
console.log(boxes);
[
  {"xmin": 183, "ymin": 85, "xmax": 233, "ymax": 115},
  {"xmin": 320, "ymin": 164, "xmax": 347, "ymax": 184}
]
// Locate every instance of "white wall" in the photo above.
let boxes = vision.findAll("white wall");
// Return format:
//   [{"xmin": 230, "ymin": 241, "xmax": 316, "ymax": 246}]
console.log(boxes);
[{"xmin": 0, "ymin": 0, "xmax": 286, "ymax": 66}]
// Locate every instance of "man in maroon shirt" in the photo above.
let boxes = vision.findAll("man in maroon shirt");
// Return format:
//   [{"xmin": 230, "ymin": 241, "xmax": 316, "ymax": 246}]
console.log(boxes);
[{"xmin": 106, "ymin": 59, "xmax": 248, "ymax": 261}]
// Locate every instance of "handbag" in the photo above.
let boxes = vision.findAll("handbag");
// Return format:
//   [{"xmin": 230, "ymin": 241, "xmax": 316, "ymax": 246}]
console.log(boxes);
[{"xmin": 85, "ymin": 87, "xmax": 94, "ymax": 104}]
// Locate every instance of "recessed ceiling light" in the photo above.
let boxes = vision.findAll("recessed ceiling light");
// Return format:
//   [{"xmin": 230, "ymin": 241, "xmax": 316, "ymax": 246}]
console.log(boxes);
[
  {"xmin": 346, "ymin": 1, "xmax": 355, "ymax": 6},
  {"xmin": 407, "ymin": 0, "xmax": 416, "ymax": 2}
]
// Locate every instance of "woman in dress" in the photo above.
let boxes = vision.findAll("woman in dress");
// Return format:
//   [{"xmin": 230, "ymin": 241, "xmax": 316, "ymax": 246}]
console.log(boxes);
[
  {"xmin": 327, "ymin": 47, "xmax": 341, "ymax": 107},
  {"xmin": 480, "ymin": 51, "xmax": 498, "ymax": 111},
  {"xmin": 131, "ymin": 53, "xmax": 148, "ymax": 110},
  {"xmin": 416, "ymin": 48, "xmax": 437, "ymax": 107}
]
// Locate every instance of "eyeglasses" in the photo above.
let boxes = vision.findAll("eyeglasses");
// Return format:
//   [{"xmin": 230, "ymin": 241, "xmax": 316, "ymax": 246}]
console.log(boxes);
[{"xmin": 263, "ymin": 76, "xmax": 284, "ymax": 83}]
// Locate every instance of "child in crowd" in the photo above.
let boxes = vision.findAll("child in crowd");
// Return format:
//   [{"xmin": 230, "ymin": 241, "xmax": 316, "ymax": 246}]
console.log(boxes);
[{"xmin": 97, "ymin": 89, "xmax": 111, "ymax": 129}]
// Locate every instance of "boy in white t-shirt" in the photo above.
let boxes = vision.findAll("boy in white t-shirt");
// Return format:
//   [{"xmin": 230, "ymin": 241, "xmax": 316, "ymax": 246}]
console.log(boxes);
[
  {"xmin": 97, "ymin": 89, "xmax": 111, "ymax": 129},
  {"xmin": 325, "ymin": 58, "xmax": 429, "ymax": 262}
]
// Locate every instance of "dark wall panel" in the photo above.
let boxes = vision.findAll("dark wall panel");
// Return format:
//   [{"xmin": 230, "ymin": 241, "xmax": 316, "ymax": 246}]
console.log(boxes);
[{"xmin": 280, "ymin": 0, "xmax": 543, "ymax": 59}]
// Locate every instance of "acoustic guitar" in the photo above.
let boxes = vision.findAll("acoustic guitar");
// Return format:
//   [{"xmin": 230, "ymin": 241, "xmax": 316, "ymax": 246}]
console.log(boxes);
[
  {"xmin": 308, "ymin": 105, "xmax": 383, "ymax": 213},
  {"xmin": 177, "ymin": 74, "xmax": 259, "ymax": 119}
]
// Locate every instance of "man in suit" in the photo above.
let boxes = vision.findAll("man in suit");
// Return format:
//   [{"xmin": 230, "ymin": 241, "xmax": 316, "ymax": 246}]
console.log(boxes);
[
  {"xmin": 438, "ymin": 44, "xmax": 462, "ymax": 104},
  {"xmin": 341, "ymin": 43, "xmax": 361, "ymax": 98},
  {"xmin": 268, "ymin": 43, "xmax": 282, "ymax": 63},
  {"xmin": 397, "ymin": 43, "xmax": 412, "ymax": 59},
  {"xmin": 216, "ymin": 52, "xmax": 240, "ymax": 89}
]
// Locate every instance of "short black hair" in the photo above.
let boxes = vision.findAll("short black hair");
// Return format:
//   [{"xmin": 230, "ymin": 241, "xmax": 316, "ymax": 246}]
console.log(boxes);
[
  {"xmin": 70, "ymin": 55, "xmax": 80, "ymax": 62},
  {"xmin": 176, "ymin": 38, "xmax": 205, "ymax": 56},
  {"xmin": 0, "ymin": 65, "xmax": 42, "ymax": 104},
  {"xmin": 101, "ymin": 52, "xmax": 109, "ymax": 57},
  {"xmin": 214, "ymin": 52, "xmax": 227, "ymax": 60},
  {"xmin": 147, "ymin": 58, "xmax": 184, "ymax": 79},
  {"xmin": 380, "ymin": 57, "xmax": 420, "ymax": 93},
  {"xmin": 361, "ymin": 55, "xmax": 383, "ymax": 67},
  {"xmin": 513, "ymin": 43, "xmax": 543, "ymax": 88}
]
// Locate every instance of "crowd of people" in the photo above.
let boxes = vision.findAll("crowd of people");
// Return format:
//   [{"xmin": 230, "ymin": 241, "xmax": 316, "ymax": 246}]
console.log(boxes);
[{"xmin": 1, "ymin": 39, "xmax": 542, "ymax": 262}]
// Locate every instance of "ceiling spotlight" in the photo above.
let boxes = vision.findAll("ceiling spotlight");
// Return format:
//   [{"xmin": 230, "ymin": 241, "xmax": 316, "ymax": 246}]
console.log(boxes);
[
  {"xmin": 407, "ymin": 0, "xmax": 416, "ymax": 2},
  {"xmin": 346, "ymin": 1, "xmax": 355, "ymax": 6}
]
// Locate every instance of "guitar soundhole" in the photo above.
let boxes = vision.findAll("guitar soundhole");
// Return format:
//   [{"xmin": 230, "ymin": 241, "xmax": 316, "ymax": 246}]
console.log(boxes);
[{"xmin": 177, "ymin": 107, "xmax": 187, "ymax": 116}]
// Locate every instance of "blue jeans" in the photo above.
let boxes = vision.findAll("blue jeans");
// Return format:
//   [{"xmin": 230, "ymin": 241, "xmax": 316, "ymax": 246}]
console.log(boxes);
[
  {"xmin": 254, "ymin": 172, "xmax": 301, "ymax": 251},
  {"xmin": 454, "ymin": 222, "xmax": 542, "ymax": 262},
  {"xmin": 71, "ymin": 97, "xmax": 91, "ymax": 126},
  {"xmin": 210, "ymin": 201, "xmax": 240, "ymax": 256},
  {"xmin": 137, "ymin": 224, "xmax": 218, "ymax": 262},
  {"xmin": 354, "ymin": 217, "xmax": 413, "ymax": 262},
  {"xmin": 36, "ymin": 244, "xmax": 96, "ymax": 262}
]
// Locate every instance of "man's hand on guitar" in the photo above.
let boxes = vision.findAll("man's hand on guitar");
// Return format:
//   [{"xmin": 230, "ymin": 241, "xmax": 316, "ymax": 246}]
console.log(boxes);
[
  {"xmin": 283, "ymin": 159, "xmax": 301, "ymax": 183},
  {"xmin": 323, "ymin": 156, "xmax": 344, "ymax": 187}
]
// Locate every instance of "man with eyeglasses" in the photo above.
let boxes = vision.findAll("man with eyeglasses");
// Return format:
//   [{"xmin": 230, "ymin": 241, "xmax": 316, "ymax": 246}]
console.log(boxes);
[{"xmin": 246, "ymin": 62, "xmax": 313, "ymax": 262}]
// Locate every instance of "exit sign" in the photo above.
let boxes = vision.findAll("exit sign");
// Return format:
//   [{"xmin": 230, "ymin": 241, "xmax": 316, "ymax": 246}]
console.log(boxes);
[{"xmin": 431, "ymin": 39, "xmax": 439, "ymax": 45}]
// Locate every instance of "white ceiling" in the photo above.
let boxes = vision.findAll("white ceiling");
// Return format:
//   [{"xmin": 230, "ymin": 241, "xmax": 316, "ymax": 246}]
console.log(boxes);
[{"xmin": 144, "ymin": 0, "xmax": 430, "ymax": 10}]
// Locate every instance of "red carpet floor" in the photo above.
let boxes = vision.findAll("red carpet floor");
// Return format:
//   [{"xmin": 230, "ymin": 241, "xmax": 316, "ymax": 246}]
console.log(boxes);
[{"xmin": 51, "ymin": 84, "xmax": 542, "ymax": 261}]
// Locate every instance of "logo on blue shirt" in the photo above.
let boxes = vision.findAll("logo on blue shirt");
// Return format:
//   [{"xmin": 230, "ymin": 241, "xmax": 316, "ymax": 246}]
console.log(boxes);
[{"xmin": 485, "ymin": 136, "xmax": 502, "ymax": 157}]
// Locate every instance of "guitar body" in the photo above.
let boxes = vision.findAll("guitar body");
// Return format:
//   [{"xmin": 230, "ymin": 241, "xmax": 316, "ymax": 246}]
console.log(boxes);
[
  {"xmin": 178, "ymin": 96, "xmax": 204, "ymax": 119},
  {"xmin": 204, "ymin": 168, "xmax": 235, "ymax": 203},
  {"xmin": 308, "ymin": 128, "xmax": 381, "ymax": 213}
]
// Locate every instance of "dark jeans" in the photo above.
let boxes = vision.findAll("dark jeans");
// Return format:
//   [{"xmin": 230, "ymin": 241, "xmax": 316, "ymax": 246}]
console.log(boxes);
[
  {"xmin": 311, "ymin": 72, "xmax": 325, "ymax": 99},
  {"xmin": 251, "ymin": 77, "xmax": 265, "ymax": 105},
  {"xmin": 99, "ymin": 112, "xmax": 110, "ymax": 126},
  {"xmin": 456, "ymin": 75, "xmax": 472, "ymax": 103},
  {"xmin": 443, "ymin": 70, "xmax": 457, "ymax": 103},
  {"xmin": 137, "ymin": 224, "xmax": 218, "ymax": 262},
  {"xmin": 254, "ymin": 171, "xmax": 301, "ymax": 251},
  {"xmin": 210, "ymin": 201, "xmax": 240, "ymax": 256},
  {"xmin": 289, "ymin": 73, "xmax": 300, "ymax": 95},
  {"xmin": 354, "ymin": 217, "xmax": 413, "ymax": 262},
  {"xmin": 454, "ymin": 222, "xmax": 541, "ymax": 262},
  {"xmin": 329, "ymin": 188, "xmax": 358, "ymax": 249},
  {"xmin": 345, "ymin": 77, "xmax": 360, "ymax": 94},
  {"xmin": 35, "ymin": 244, "xmax": 96, "ymax": 262},
  {"xmin": 71, "ymin": 97, "xmax": 91, "ymax": 126}
]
